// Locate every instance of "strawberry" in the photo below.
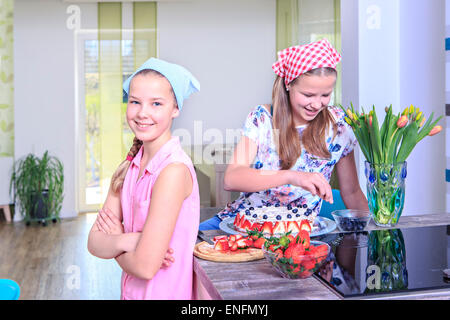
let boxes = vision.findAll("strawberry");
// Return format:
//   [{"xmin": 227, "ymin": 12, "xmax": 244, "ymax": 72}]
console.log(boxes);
[
  {"xmin": 229, "ymin": 241, "xmax": 238, "ymax": 251},
  {"xmin": 314, "ymin": 244, "xmax": 329, "ymax": 256},
  {"xmin": 301, "ymin": 257, "xmax": 316, "ymax": 270},
  {"xmin": 245, "ymin": 238, "xmax": 254, "ymax": 247},
  {"xmin": 236, "ymin": 238, "xmax": 249, "ymax": 249},
  {"xmin": 273, "ymin": 221, "xmax": 287, "ymax": 234},
  {"xmin": 250, "ymin": 222, "xmax": 262, "ymax": 232},
  {"xmin": 274, "ymin": 249, "xmax": 283, "ymax": 261},
  {"xmin": 235, "ymin": 234, "xmax": 244, "ymax": 240},
  {"xmin": 299, "ymin": 219, "xmax": 312, "ymax": 233},
  {"xmin": 291, "ymin": 243, "xmax": 305, "ymax": 264},
  {"xmin": 238, "ymin": 216, "xmax": 247, "ymax": 229},
  {"xmin": 287, "ymin": 234, "xmax": 296, "ymax": 244},
  {"xmin": 229, "ymin": 235, "xmax": 237, "ymax": 242},
  {"xmin": 261, "ymin": 222, "xmax": 273, "ymax": 235},
  {"xmin": 284, "ymin": 245, "xmax": 295, "ymax": 259},
  {"xmin": 213, "ymin": 235, "xmax": 227, "ymax": 242},
  {"xmin": 214, "ymin": 239, "xmax": 229, "ymax": 252},
  {"xmin": 297, "ymin": 230, "xmax": 310, "ymax": 248},
  {"xmin": 233, "ymin": 213, "xmax": 241, "ymax": 227},
  {"xmin": 268, "ymin": 244, "xmax": 278, "ymax": 252},
  {"xmin": 253, "ymin": 237, "xmax": 267, "ymax": 249},
  {"xmin": 286, "ymin": 221, "xmax": 300, "ymax": 234},
  {"xmin": 241, "ymin": 219, "xmax": 252, "ymax": 231}
]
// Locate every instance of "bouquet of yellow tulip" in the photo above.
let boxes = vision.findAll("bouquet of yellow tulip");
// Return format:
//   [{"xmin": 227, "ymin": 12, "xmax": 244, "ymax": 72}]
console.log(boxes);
[
  {"xmin": 340, "ymin": 104, "xmax": 443, "ymax": 227},
  {"xmin": 340, "ymin": 104, "xmax": 442, "ymax": 164}
]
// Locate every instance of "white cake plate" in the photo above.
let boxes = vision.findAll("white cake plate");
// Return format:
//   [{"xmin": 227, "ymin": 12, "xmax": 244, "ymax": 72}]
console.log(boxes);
[{"xmin": 218, "ymin": 216, "xmax": 336, "ymax": 238}]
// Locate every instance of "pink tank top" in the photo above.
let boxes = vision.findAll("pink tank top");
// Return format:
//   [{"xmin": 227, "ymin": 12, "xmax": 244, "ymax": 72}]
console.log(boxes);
[{"xmin": 120, "ymin": 136, "xmax": 200, "ymax": 300}]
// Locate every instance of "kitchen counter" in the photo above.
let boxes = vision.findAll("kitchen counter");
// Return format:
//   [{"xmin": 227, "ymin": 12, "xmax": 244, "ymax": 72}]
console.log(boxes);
[{"xmin": 193, "ymin": 212, "xmax": 450, "ymax": 300}]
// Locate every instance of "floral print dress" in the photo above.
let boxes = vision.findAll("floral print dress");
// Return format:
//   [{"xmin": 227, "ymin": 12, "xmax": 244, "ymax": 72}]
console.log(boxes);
[{"xmin": 217, "ymin": 104, "xmax": 357, "ymax": 220}]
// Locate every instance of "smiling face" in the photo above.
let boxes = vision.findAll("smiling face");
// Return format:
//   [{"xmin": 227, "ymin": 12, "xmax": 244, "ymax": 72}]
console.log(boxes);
[
  {"xmin": 287, "ymin": 72, "xmax": 336, "ymax": 126},
  {"xmin": 126, "ymin": 72, "xmax": 179, "ymax": 144}
]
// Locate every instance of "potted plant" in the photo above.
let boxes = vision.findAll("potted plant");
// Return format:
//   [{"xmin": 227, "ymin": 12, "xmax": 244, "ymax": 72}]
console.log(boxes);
[{"xmin": 9, "ymin": 151, "xmax": 64, "ymax": 226}]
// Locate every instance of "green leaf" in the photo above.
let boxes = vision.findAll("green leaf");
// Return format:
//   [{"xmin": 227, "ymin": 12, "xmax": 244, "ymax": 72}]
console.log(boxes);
[{"xmin": 396, "ymin": 122, "xmax": 419, "ymax": 162}]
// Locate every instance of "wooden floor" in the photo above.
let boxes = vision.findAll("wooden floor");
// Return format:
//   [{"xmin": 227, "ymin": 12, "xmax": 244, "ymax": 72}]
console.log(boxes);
[{"xmin": 0, "ymin": 213, "xmax": 123, "ymax": 300}]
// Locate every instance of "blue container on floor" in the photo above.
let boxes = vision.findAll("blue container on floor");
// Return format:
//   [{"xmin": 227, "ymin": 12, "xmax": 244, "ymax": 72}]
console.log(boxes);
[{"xmin": 0, "ymin": 279, "xmax": 20, "ymax": 300}]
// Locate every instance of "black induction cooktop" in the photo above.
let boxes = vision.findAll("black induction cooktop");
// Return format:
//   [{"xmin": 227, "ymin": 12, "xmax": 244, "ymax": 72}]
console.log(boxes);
[{"xmin": 313, "ymin": 224, "xmax": 450, "ymax": 298}]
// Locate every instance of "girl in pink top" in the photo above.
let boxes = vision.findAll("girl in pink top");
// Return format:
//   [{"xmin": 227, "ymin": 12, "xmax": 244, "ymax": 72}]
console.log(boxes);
[{"xmin": 87, "ymin": 58, "xmax": 200, "ymax": 300}]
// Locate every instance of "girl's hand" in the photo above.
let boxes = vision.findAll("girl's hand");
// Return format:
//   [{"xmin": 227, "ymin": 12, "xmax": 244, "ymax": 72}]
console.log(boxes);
[
  {"xmin": 95, "ymin": 207, "xmax": 124, "ymax": 235},
  {"xmin": 288, "ymin": 171, "xmax": 334, "ymax": 203},
  {"xmin": 161, "ymin": 248, "xmax": 175, "ymax": 268}
]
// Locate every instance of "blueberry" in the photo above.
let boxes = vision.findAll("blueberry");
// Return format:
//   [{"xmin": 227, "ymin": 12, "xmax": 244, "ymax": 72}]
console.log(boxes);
[
  {"xmin": 302, "ymin": 204, "xmax": 308, "ymax": 208},
  {"xmin": 287, "ymin": 214, "xmax": 292, "ymax": 219},
  {"xmin": 292, "ymin": 208, "xmax": 298, "ymax": 213},
  {"xmin": 287, "ymin": 204, "xmax": 292, "ymax": 210},
  {"xmin": 249, "ymin": 207, "xmax": 254, "ymax": 210},
  {"xmin": 276, "ymin": 215, "xmax": 282, "ymax": 220},
  {"xmin": 295, "ymin": 214, "xmax": 300, "ymax": 217},
  {"xmin": 263, "ymin": 215, "xmax": 268, "ymax": 219},
  {"xmin": 266, "ymin": 203, "xmax": 272, "ymax": 207},
  {"xmin": 275, "ymin": 203, "xmax": 280, "ymax": 207},
  {"xmin": 245, "ymin": 209, "xmax": 250, "ymax": 215},
  {"xmin": 252, "ymin": 214, "xmax": 257, "ymax": 218}
]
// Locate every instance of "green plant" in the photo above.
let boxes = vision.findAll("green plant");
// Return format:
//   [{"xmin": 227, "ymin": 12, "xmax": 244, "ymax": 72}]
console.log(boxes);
[{"xmin": 10, "ymin": 151, "xmax": 64, "ymax": 222}]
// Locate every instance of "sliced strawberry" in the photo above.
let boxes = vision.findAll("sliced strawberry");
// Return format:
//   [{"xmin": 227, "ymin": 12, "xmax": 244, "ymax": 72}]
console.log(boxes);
[
  {"xmin": 229, "ymin": 241, "xmax": 238, "ymax": 251},
  {"xmin": 233, "ymin": 213, "xmax": 241, "ymax": 227},
  {"xmin": 213, "ymin": 235, "xmax": 227, "ymax": 242},
  {"xmin": 238, "ymin": 216, "xmax": 246, "ymax": 229},
  {"xmin": 235, "ymin": 234, "xmax": 244, "ymax": 240},
  {"xmin": 261, "ymin": 222, "xmax": 273, "ymax": 235},
  {"xmin": 214, "ymin": 239, "xmax": 229, "ymax": 252},
  {"xmin": 286, "ymin": 221, "xmax": 300, "ymax": 234},
  {"xmin": 299, "ymin": 219, "xmax": 312, "ymax": 233},
  {"xmin": 241, "ymin": 219, "xmax": 252, "ymax": 231},
  {"xmin": 273, "ymin": 221, "xmax": 287, "ymax": 234},
  {"xmin": 253, "ymin": 237, "xmax": 267, "ymax": 249},
  {"xmin": 236, "ymin": 238, "xmax": 249, "ymax": 249},
  {"xmin": 229, "ymin": 235, "xmax": 237, "ymax": 242},
  {"xmin": 244, "ymin": 238, "xmax": 254, "ymax": 247},
  {"xmin": 250, "ymin": 222, "xmax": 262, "ymax": 232}
]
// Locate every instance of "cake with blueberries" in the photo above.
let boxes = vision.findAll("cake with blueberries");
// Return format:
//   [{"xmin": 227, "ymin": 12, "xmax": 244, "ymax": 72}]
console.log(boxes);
[{"xmin": 232, "ymin": 203, "xmax": 316, "ymax": 236}]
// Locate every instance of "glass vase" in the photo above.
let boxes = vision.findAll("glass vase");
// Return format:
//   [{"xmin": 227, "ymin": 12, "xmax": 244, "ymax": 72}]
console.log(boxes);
[
  {"xmin": 364, "ymin": 161, "xmax": 407, "ymax": 227},
  {"xmin": 365, "ymin": 229, "xmax": 408, "ymax": 293}
]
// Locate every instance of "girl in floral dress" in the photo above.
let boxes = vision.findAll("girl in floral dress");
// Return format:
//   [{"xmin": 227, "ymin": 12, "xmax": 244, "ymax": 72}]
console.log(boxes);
[{"xmin": 200, "ymin": 39, "xmax": 368, "ymax": 230}]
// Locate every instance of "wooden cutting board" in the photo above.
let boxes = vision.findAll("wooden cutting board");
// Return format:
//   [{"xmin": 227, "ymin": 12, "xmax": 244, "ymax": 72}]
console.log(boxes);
[{"xmin": 194, "ymin": 241, "xmax": 264, "ymax": 262}]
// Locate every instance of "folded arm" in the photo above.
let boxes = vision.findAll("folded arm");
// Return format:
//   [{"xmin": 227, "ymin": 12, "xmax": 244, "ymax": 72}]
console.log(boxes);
[{"xmin": 115, "ymin": 162, "xmax": 193, "ymax": 280}]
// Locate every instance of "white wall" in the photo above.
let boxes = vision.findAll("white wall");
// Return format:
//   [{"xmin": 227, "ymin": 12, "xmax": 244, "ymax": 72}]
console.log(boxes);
[
  {"xmin": 341, "ymin": 0, "xmax": 446, "ymax": 215},
  {"xmin": 399, "ymin": 0, "xmax": 446, "ymax": 215},
  {"xmin": 158, "ymin": 0, "xmax": 276, "ymax": 142},
  {"xmin": 14, "ymin": 0, "xmax": 78, "ymax": 219}
]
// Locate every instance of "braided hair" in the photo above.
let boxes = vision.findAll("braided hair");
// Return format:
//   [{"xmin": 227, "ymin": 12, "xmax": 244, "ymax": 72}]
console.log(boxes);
[{"xmin": 110, "ymin": 137, "xmax": 143, "ymax": 194}]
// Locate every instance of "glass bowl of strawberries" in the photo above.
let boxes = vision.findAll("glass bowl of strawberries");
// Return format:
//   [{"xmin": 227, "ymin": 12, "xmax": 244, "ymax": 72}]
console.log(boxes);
[{"xmin": 262, "ymin": 230, "xmax": 330, "ymax": 279}]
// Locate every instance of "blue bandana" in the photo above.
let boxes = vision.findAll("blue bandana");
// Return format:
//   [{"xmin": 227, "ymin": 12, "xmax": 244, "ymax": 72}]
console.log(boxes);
[{"xmin": 123, "ymin": 58, "xmax": 200, "ymax": 110}]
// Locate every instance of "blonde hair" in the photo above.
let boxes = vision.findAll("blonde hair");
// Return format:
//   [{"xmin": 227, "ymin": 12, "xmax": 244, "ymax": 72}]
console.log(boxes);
[
  {"xmin": 110, "ymin": 69, "xmax": 177, "ymax": 194},
  {"xmin": 272, "ymin": 68, "xmax": 338, "ymax": 170},
  {"xmin": 110, "ymin": 137, "xmax": 143, "ymax": 194}
]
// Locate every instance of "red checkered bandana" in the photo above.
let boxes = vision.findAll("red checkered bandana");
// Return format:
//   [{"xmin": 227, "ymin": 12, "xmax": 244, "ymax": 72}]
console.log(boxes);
[{"xmin": 272, "ymin": 39, "xmax": 342, "ymax": 88}]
